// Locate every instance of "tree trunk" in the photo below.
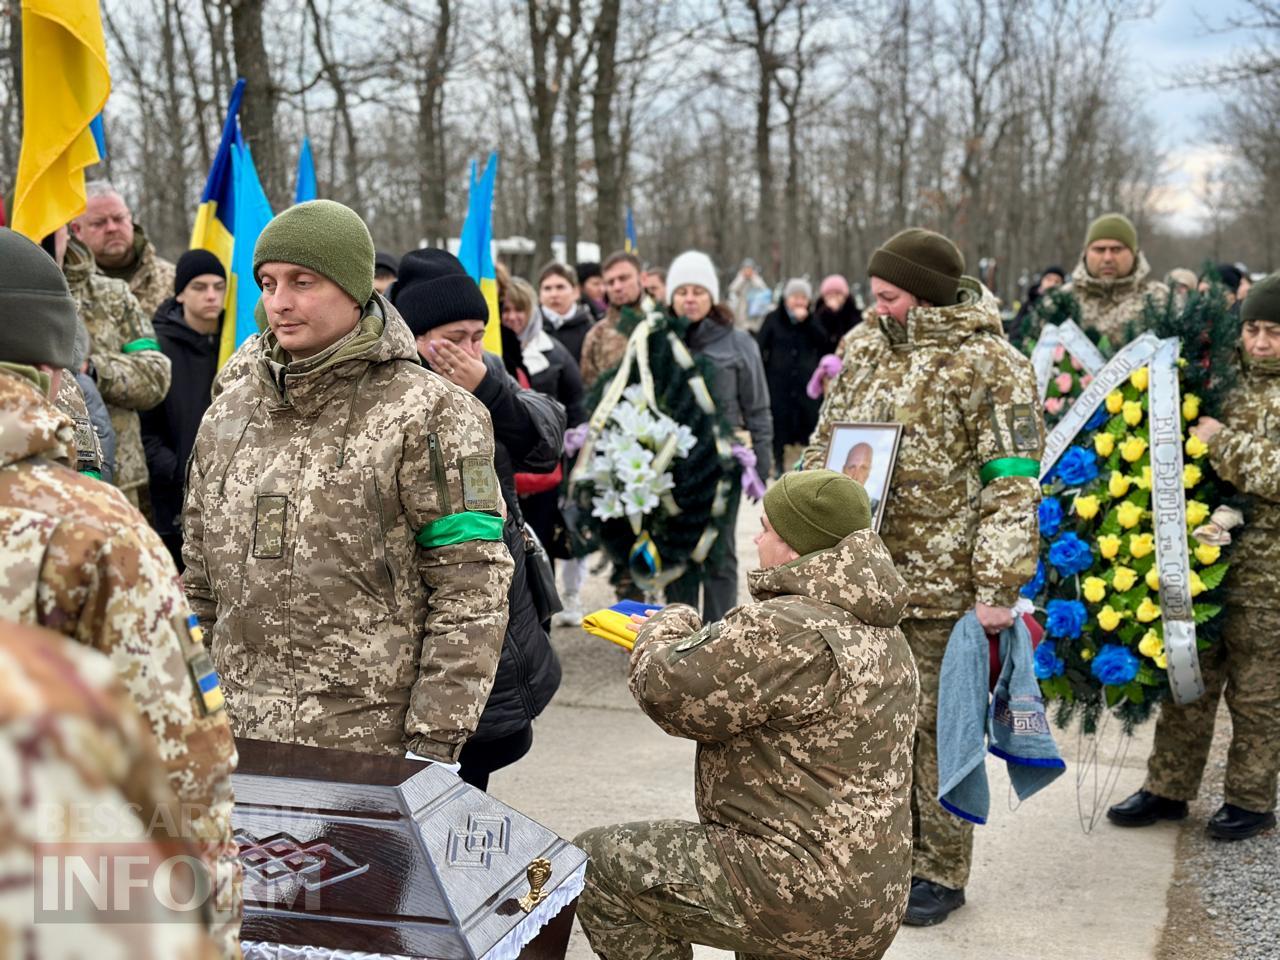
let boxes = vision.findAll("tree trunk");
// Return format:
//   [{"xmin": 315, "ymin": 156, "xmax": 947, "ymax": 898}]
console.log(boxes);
[
  {"xmin": 591, "ymin": 0, "xmax": 623, "ymax": 254},
  {"xmin": 306, "ymin": 0, "xmax": 362, "ymax": 210},
  {"xmin": 229, "ymin": 0, "xmax": 286, "ymax": 209},
  {"xmin": 415, "ymin": 0, "xmax": 451, "ymax": 246}
]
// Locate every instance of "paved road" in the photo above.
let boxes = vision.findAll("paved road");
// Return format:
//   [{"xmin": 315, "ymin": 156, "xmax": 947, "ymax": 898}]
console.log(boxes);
[{"xmin": 489, "ymin": 498, "xmax": 1180, "ymax": 960}]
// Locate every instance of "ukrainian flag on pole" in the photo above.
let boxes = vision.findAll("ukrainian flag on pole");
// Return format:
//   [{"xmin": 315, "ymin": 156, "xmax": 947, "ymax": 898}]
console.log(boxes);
[
  {"xmin": 191, "ymin": 78, "xmax": 274, "ymax": 368},
  {"xmin": 457, "ymin": 152, "xmax": 502, "ymax": 356},
  {"xmin": 625, "ymin": 206, "xmax": 638, "ymax": 255},
  {"xmin": 11, "ymin": 0, "xmax": 111, "ymax": 243}
]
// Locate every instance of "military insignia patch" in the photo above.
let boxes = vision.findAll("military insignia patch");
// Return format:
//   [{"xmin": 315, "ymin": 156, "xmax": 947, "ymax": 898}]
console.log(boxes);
[
  {"xmin": 252, "ymin": 494, "xmax": 288, "ymax": 558},
  {"xmin": 461, "ymin": 456, "xmax": 500, "ymax": 512},
  {"xmin": 672, "ymin": 623, "xmax": 720, "ymax": 659},
  {"xmin": 1009, "ymin": 404, "xmax": 1040, "ymax": 452},
  {"xmin": 185, "ymin": 630, "xmax": 225, "ymax": 716}
]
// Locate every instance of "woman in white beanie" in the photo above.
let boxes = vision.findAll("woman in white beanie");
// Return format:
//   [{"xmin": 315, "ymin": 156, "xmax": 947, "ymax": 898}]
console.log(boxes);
[{"xmin": 665, "ymin": 250, "xmax": 774, "ymax": 621}]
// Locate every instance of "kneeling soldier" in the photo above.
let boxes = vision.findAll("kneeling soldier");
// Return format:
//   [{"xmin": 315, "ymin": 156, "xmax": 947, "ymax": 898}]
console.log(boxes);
[{"xmin": 575, "ymin": 470, "xmax": 919, "ymax": 960}]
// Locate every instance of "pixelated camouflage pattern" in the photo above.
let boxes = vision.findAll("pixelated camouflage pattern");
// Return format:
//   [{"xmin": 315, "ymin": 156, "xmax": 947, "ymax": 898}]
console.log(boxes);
[
  {"xmin": 121, "ymin": 225, "xmax": 177, "ymax": 318},
  {"xmin": 579, "ymin": 308, "xmax": 631, "ymax": 389},
  {"xmin": 211, "ymin": 332, "xmax": 261, "ymax": 401},
  {"xmin": 64, "ymin": 238, "xmax": 172, "ymax": 493},
  {"xmin": 1144, "ymin": 605, "xmax": 1280, "ymax": 813},
  {"xmin": 53, "ymin": 371, "xmax": 104, "ymax": 475},
  {"xmin": 803, "ymin": 278, "xmax": 1043, "ymax": 618},
  {"xmin": 0, "ymin": 621, "xmax": 222, "ymax": 960},
  {"xmin": 183, "ymin": 297, "xmax": 512, "ymax": 763},
  {"xmin": 1066, "ymin": 251, "xmax": 1169, "ymax": 346},
  {"xmin": 0, "ymin": 368, "xmax": 240, "ymax": 956},
  {"xmin": 623, "ymin": 529, "xmax": 918, "ymax": 958}
]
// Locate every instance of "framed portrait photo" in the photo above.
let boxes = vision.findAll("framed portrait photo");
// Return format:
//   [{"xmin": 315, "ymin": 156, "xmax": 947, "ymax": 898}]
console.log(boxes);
[{"xmin": 823, "ymin": 422, "xmax": 903, "ymax": 532}]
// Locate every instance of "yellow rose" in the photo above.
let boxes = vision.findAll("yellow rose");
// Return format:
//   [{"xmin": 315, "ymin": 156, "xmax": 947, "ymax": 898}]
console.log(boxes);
[
  {"xmin": 1194, "ymin": 542, "xmax": 1221, "ymax": 566},
  {"xmin": 1106, "ymin": 390, "xmax": 1125, "ymax": 414},
  {"xmin": 1130, "ymin": 533, "xmax": 1155, "ymax": 558},
  {"xmin": 1190, "ymin": 572, "xmax": 1206, "ymax": 598},
  {"xmin": 1182, "ymin": 394, "xmax": 1200, "ymax": 421},
  {"xmin": 1130, "ymin": 367, "xmax": 1150, "ymax": 391},
  {"xmin": 1184, "ymin": 464, "xmax": 1202, "ymax": 488},
  {"xmin": 1136, "ymin": 597, "xmax": 1162, "ymax": 622},
  {"xmin": 1155, "ymin": 651, "xmax": 1168, "ymax": 669},
  {"xmin": 1146, "ymin": 567, "xmax": 1161, "ymax": 591},
  {"xmin": 1098, "ymin": 534, "xmax": 1122, "ymax": 560},
  {"xmin": 1097, "ymin": 605, "xmax": 1122, "ymax": 631},
  {"xmin": 1186, "ymin": 500, "xmax": 1210, "ymax": 526},
  {"xmin": 1133, "ymin": 465, "xmax": 1153, "ymax": 490},
  {"xmin": 1083, "ymin": 576, "xmax": 1108, "ymax": 604},
  {"xmin": 1117, "ymin": 501, "xmax": 1144, "ymax": 529},
  {"xmin": 1122, "ymin": 400, "xmax": 1144, "ymax": 427},
  {"xmin": 1185, "ymin": 434, "xmax": 1208, "ymax": 459},
  {"xmin": 1138, "ymin": 630, "xmax": 1163, "ymax": 659},
  {"xmin": 1112, "ymin": 566, "xmax": 1138, "ymax": 592},
  {"xmin": 1108, "ymin": 471, "xmax": 1131, "ymax": 498},
  {"xmin": 1075, "ymin": 495, "xmax": 1100, "ymax": 520},
  {"xmin": 1121, "ymin": 437, "xmax": 1148, "ymax": 462},
  {"xmin": 1095, "ymin": 433, "xmax": 1116, "ymax": 458},
  {"xmin": 1082, "ymin": 647, "xmax": 1096, "ymax": 661}
]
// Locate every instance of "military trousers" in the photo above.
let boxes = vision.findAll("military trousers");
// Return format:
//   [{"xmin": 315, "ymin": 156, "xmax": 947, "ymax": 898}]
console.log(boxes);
[
  {"xmin": 574, "ymin": 820, "xmax": 789, "ymax": 960},
  {"xmin": 903, "ymin": 618, "xmax": 974, "ymax": 889},
  {"xmin": 1145, "ymin": 605, "xmax": 1280, "ymax": 813}
]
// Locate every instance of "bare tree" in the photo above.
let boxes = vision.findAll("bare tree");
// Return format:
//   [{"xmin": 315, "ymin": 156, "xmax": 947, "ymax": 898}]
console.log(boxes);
[{"xmin": 230, "ymin": 0, "xmax": 287, "ymax": 207}]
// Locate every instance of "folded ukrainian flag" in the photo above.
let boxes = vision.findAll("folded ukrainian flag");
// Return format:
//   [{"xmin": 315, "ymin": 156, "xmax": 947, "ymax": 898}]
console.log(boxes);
[{"xmin": 581, "ymin": 600, "xmax": 662, "ymax": 652}]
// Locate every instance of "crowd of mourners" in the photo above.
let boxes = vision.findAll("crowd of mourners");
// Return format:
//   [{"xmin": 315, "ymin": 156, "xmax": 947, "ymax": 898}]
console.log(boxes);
[{"xmin": 2, "ymin": 179, "xmax": 1277, "ymax": 960}]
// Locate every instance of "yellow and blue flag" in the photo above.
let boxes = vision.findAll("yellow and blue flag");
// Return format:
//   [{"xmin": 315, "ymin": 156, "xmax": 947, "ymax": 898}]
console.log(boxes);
[
  {"xmin": 12, "ymin": 0, "xmax": 111, "ymax": 243},
  {"xmin": 457, "ymin": 152, "xmax": 502, "ymax": 355},
  {"xmin": 581, "ymin": 600, "xmax": 662, "ymax": 652},
  {"xmin": 295, "ymin": 137, "xmax": 317, "ymax": 204},
  {"xmin": 624, "ymin": 205, "xmax": 638, "ymax": 255},
  {"xmin": 190, "ymin": 78, "xmax": 274, "ymax": 368}
]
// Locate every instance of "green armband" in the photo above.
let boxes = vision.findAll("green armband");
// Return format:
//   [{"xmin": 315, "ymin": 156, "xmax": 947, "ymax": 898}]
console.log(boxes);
[
  {"xmin": 415, "ymin": 511, "xmax": 504, "ymax": 549},
  {"xmin": 979, "ymin": 457, "xmax": 1040, "ymax": 486},
  {"xmin": 122, "ymin": 337, "xmax": 161, "ymax": 354}
]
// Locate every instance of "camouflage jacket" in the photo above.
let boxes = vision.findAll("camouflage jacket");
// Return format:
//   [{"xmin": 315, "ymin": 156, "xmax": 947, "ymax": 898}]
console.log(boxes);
[
  {"xmin": 183, "ymin": 297, "xmax": 513, "ymax": 763},
  {"xmin": 0, "ymin": 621, "xmax": 222, "ymax": 960},
  {"xmin": 64, "ymin": 238, "xmax": 172, "ymax": 492},
  {"xmin": 631, "ymin": 529, "xmax": 918, "ymax": 958},
  {"xmin": 124, "ymin": 225, "xmax": 177, "ymax": 317},
  {"xmin": 803, "ymin": 279, "xmax": 1043, "ymax": 618},
  {"xmin": 0, "ymin": 367, "xmax": 240, "ymax": 957},
  {"xmin": 1067, "ymin": 251, "xmax": 1169, "ymax": 346},
  {"xmin": 1208, "ymin": 355, "xmax": 1280, "ymax": 608},
  {"xmin": 579, "ymin": 307, "xmax": 630, "ymax": 389},
  {"xmin": 54, "ymin": 371, "xmax": 106, "ymax": 477}
]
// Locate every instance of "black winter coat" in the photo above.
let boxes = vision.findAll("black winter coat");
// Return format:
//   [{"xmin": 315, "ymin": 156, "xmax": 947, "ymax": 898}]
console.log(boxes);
[
  {"xmin": 140, "ymin": 298, "xmax": 220, "ymax": 540},
  {"xmin": 814, "ymin": 297, "xmax": 861, "ymax": 351},
  {"xmin": 470, "ymin": 353, "xmax": 566, "ymax": 740},
  {"xmin": 527, "ymin": 336, "xmax": 587, "ymax": 427},
  {"xmin": 545, "ymin": 305, "xmax": 595, "ymax": 366},
  {"xmin": 756, "ymin": 304, "xmax": 827, "ymax": 448}
]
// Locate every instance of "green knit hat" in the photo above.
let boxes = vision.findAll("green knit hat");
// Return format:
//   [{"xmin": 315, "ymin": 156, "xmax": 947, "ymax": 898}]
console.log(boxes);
[
  {"xmin": 1241, "ymin": 274, "xmax": 1280, "ymax": 325},
  {"xmin": 763, "ymin": 470, "xmax": 872, "ymax": 557},
  {"xmin": 254, "ymin": 200, "xmax": 375, "ymax": 306},
  {"xmin": 867, "ymin": 227, "xmax": 964, "ymax": 306},
  {"xmin": 0, "ymin": 227, "xmax": 79, "ymax": 369},
  {"xmin": 1085, "ymin": 213, "xmax": 1138, "ymax": 254}
]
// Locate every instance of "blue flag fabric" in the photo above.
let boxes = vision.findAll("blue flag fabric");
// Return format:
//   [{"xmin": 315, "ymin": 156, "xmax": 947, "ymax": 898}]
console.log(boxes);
[
  {"xmin": 625, "ymin": 205, "xmax": 637, "ymax": 254},
  {"xmin": 457, "ymin": 152, "xmax": 501, "ymax": 355},
  {"xmin": 295, "ymin": 136, "xmax": 317, "ymax": 204},
  {"xmin": 89, "ymin": 113, "xmax": 107, "ymax": 160}
]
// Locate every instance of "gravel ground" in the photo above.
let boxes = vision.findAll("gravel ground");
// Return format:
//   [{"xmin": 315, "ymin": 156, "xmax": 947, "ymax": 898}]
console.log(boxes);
[{"xmin": 1158, "ymin": 702, "xmax": 1280, "ymax": 960}]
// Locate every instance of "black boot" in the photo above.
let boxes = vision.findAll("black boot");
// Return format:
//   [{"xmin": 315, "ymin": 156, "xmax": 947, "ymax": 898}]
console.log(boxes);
[
  {"xmin": 1106, "ymin": 789, "xmax": 1188, "ymax": 827},
  {"xmin": 1207, "ymin": 803, "xmax": 1277, "ymax": 841},
  {"xmin": 902, "ymin": 877, "xmax": 965, "ymax": 927}
]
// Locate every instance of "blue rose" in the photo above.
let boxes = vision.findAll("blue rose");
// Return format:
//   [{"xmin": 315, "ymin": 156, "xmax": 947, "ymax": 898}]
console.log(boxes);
[
  {"xmin": 1086, "ymin": 404, "xmax": 1109, "ymax": 432},
  {"xmin": 1034, "ymin": 640, "xmax": 1066, "ymax": 679},
  {"xmin": 1054, "ymin": 446, "xmax": 1100, "ymax": 487},
  {"xmin": 1020, "ymin": 559, "xmax": 1047, "ymax": 599},
  {"xmin": 1045, "ymin": 599, "xmax": 1088, "ymax": 640},
  {"xmin": 1091, "ymin": 644, "xmax": 1140, "ymax": 686},
  {"xmin": 1048, "ymin": 532, "xmax": 1094, "ymax": 578},
  {"xmin": 1038, "ymin": 498, "xmax": 1063, "ymax": 538}
]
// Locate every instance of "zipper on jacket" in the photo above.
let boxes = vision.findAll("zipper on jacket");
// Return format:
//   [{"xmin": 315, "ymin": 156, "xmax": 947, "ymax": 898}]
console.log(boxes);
[{"xmin": 428, "ymin": 432, "xmax": 451, "ymax": 513}]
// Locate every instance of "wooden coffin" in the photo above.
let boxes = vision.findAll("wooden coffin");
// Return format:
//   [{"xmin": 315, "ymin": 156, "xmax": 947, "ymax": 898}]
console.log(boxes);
[{"xmin": 231, "ymin": 738, "xmax": 587, "ymax": 960}]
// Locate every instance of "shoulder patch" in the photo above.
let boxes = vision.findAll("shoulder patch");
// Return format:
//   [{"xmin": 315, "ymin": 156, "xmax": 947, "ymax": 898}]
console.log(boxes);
[
  {"xmin": 181, "ymin": 615, "xmax": 225, "ymax": 715},
  {"xmin": 461, "ymin": 456, "xmax": 500, "ymax": 512},
  {"xmin": 672, "ymin": 622, "xmax": 721, "ymax": 659},
  {"xmin": 1008, "ymin": 403, "xmax": 1040, "ymax": 452}
]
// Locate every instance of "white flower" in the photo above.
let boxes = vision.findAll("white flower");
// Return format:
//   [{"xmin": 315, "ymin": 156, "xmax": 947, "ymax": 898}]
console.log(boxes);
[
  {"xmin": 672, "ymin": 424, "xmax": 697, "ymax": 457},
  {"xmin": 622, "ymin": 384, "xmax": 647, "ymax": 407},
  {"xmin": 609, "ymin": 402, "xmax": 644, "ymax": 435},
  {"xmin": 622, "ymin": 484, "xmax": 660, "ymax": 517},
  {"xmin": 613, "ymin": 443, "xmax": 654, "ymax": 476},
  {"xmin": 588, "ymin": 454, "xmax": 614, "ymax": 485},
  {"xmin": 592, "ymin": 487, "xmax": 625, "ymax": 521}
]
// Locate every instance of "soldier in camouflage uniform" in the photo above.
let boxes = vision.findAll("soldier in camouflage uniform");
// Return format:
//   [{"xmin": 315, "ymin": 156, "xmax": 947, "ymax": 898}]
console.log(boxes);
[
  {"xmin": 802, "ymin": 228, "xmax": 1042, "ymax": 925},
  {"xmin": 1109, "ymin": 274, "xmax": 1280, "ymax": 841},
  {"xmin": 183, "ymin": 200, "xmax": 513, "ymax": 764},
  {"xmin": 0, "ymin": 227, "xmax": 240, "ymax": 956},
  {"xmin": 0, "ymin": 620, "xmax": 221, "ymax": 960},
  {"xmin": 576, "ymin": 471, "xmax": 918, "ymax": 960},
  {"xmin": 72, "ymin": 180, "xmax": 177, "ymax": 317},
  {"xmin": 56, "ymin": 228, "xmax": 171, "ymax": 508},
  {"xmin": 1065, "ymin": 213, "xmax": 1168, "ymax": 347}
]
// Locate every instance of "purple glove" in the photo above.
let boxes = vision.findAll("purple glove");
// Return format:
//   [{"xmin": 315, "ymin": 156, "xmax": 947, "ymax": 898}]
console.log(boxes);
[
  {"xmin": 564, "ymin": 423, "xmax": 590, "ymax": 456},
  {"xmin": 731, "ymin": 443, "xmax": 767, "ymax": 501},
  {"xmin": 806, "ymin": 354, "xmax": 843, "ymax": 400}
]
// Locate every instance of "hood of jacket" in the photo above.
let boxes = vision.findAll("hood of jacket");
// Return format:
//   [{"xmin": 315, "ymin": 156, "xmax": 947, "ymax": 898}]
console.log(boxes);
[
  {"xmin": 0, "ymin": 366, "xmax": 77, "ymax": 470},
  {"xmin": 1070, "ymin": 250, "xmax": 1156, "ymax": 300},
  {"xmin": 881, "ymin": 276, "xmax": 1003, "ymax": 348},
  {"xmin": 748, "ymin": 528, "xmax": 908, "ymax": 628},
  {"xmin": 153, "ymin": 297, "xmax": 221, "ymax": 351},
  {"xmin": 60, "ymin": 236, "xmax": 98, "ymax": 293},
  {"xmin": 253, "ymin": 294, "xmax": 418, "ymax": 415}
]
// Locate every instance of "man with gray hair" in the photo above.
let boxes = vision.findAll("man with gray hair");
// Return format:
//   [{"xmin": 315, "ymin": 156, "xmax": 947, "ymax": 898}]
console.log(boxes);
[{"xmin": 72, "ymin": 180, "xmax": 176, "ymax": 316}]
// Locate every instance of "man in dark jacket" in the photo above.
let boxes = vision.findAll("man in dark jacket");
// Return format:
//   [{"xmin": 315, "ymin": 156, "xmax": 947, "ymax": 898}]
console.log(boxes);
[
  {"xmin": 141, "ymin": 250, "xmax": 226, "ymax": 567},
  {"xmin": 394, "ymin": 248, "xmax": 566, "ymax": 790}
]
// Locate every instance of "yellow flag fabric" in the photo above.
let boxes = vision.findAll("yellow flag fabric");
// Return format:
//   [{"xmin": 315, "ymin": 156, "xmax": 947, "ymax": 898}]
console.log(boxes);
[
  {"xmin": 580, "ymin": 608, "xmax": 640, "ymax": 652},
  {"xmin": 12, "ymin": 0, "xmax": 111, "ymax": 242}
]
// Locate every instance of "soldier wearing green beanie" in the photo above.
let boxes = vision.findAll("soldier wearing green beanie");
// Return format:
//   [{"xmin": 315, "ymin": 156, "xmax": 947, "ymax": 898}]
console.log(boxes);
[
  {"xmin": 575, "ymin": 473, "xmax": 918, "ymax": 960},
  {"xmin": 1067, "ymin": 211, "xmax": 1168, "ymax": 346}
]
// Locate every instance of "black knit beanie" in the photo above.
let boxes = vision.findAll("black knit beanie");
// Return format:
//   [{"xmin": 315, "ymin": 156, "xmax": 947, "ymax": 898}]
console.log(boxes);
[
  {"xmin": 576, "ymin": 261, "xmax": 602, "ymax": 283},
  {"xmin": 1241, "ymin": 274, "xmax": 1280, "ymax": 325},
  {"xmin": 867, "ymin": 228, "xmax": 964, "ymax": 306},
  {"xmin": 393, "ymin": 248, "xmax": 490, "ymax": 336},
  {"xmin": 0, "ymin": 227, "xmax": 79, "ymax": 369},
  {"xmin": 174, "ymin": 249, "xmax": 226, "ymax": 296}
]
